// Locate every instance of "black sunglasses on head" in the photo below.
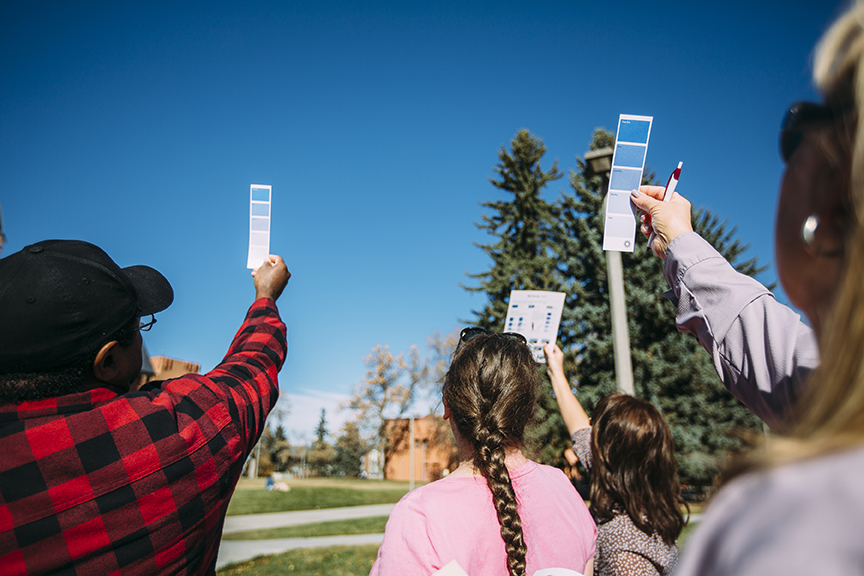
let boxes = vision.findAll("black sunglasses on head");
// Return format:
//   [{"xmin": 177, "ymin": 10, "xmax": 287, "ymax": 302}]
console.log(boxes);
[
  {"xmin": 780, "ymin": 101, "xmax": 844, "ymax": 163},
  {"xmin": 459, "ymin": 326, "xmax": 527, "ymax": 345}
]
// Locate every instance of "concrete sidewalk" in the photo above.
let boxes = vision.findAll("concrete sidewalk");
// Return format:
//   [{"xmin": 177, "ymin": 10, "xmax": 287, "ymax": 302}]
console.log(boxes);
[
  {"xmin": 222, "ymin": 503, "xmax": 396, "ymax": 534},
  {"xmin": 217, "ymin": 504, "xmax": 395, "ymax": 569},
  {"xmin": 216, "ymin": 533, "xmax": 385, "ymax": 569}
]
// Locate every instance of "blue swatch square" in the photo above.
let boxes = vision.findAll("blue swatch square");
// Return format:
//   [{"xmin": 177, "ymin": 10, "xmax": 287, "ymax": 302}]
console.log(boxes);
[
  {"xmin": 613, "ymin": 144, "xmax": 646, "ymax": 168},
  {"xmin": 617, "ymin": 119, "xmax": 651, "ymax": 143}
]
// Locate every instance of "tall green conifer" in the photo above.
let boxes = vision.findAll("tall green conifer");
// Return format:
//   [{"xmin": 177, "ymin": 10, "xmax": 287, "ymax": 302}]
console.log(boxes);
[
  {"xmin": 554, "ymin": 129, "xmax": 765, "ymax": 483},
  {"xmin": 467, "ymin": 128, "xmax": 767, "ymax": 483},
  {"xmin": 463, "ymin": 129, "xmax": 564, "ymax": 329}
]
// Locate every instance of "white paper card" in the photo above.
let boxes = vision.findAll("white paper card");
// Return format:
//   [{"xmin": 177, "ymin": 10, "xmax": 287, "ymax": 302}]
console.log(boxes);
[
  {"xmin": 504, "ymin": 290, "xmax": 566, "ymax": 363},
  {"xmin": 247, "ymin": 184, "xmax": 272, "ymax": 269},
  {"xmin": 431, "ymin": 560, "xmax": 470, "ymax": 576},
  {"xmin": 602, "ymin": 114, "xmax": 653, "ymax": 253}
]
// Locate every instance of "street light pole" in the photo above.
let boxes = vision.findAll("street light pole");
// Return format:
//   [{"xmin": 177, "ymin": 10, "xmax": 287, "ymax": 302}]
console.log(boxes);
[
  {"xmin": 409, "ymin": 416, "xmax": 415, "ymax": 491},
  {"xmin": 606, "ymin": 250, "xmax": 634, "ymax": 395},
  {"xmin": 585, "ymin": 148, "xmax": 635, "ymax": 395}
]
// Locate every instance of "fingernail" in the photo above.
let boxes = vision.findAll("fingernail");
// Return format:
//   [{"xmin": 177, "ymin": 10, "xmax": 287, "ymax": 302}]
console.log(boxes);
[{"xmin": 630, "ymin": 189, "xmax": 642, "ymax": 198}]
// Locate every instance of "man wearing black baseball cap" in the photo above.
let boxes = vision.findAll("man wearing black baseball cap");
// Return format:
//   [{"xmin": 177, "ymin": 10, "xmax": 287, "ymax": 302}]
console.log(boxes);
[{"xmin": 0, "ymin": 240, "xmax": 291, "ymax": 575}]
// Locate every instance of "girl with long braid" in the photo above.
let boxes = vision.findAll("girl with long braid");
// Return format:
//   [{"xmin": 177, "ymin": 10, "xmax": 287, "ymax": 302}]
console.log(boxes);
[{"xmin": 370, "ymin": 328, "xmax": 596, "ymax": 576}]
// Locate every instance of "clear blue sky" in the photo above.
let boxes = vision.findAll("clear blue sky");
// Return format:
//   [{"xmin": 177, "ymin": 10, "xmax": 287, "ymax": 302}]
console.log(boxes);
[{"xmin": 0, "ymin": 0, "xmax": 845, "ymax": 440}]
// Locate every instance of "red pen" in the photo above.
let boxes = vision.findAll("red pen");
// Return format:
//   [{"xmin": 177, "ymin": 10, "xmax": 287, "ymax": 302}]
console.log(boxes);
[{"xmin": 646, "ymin": 162, "xmax": 683, "ymax": 250}]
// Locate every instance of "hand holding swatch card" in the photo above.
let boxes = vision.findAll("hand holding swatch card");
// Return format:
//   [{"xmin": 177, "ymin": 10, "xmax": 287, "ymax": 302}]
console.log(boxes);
[
  {"xmin": 247, "ymin": 184, "xmax": 272, "ymax": 269},
  {"xmin": 602, "ymin": 114, "xmax": 653, "ymax": 253},
  {"xmin": 646, "ymin": 162, "xmax": 683, "ymax": 250},
  {"xmin": 504, "ymin": 290, "xmax": 566, "ymax": 363}
]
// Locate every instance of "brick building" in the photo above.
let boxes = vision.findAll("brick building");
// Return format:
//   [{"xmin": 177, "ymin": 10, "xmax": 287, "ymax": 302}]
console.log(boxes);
[
  {"xmin": 135, "ymin": 347, "xmax": 200, "ymax": 389},
  {"xmin": 382, "ymin": 415, "xmax": 459, "ymax": 482}
]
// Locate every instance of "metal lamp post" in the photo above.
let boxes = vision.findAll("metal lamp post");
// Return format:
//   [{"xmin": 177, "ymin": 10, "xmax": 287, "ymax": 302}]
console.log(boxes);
[
  {"xmin": 584, "ymin": 148, "xmax": 635, "ymax": 395},
  {"xmin": 409, "ymin": 416, "xmax": 415, "ymax": 491}
]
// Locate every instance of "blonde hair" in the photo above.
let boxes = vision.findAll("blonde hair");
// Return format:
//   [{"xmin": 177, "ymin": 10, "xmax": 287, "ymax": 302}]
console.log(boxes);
[
  {"xmin": 798, "ymin": 0, "xmax": 864, "ymax": 444},
  {"xmin": 724, "ymin": 0, "xmax": 864, "ymax": 477}
]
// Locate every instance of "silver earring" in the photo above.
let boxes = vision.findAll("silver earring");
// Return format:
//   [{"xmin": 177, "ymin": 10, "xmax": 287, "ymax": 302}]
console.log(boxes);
[{"xmin": 801, "ymin": 215, "xmax": 818, "ymax": 248}]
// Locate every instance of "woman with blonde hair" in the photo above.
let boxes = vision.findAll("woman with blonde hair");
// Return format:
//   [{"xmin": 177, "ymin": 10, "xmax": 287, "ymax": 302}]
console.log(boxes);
[
  {"xmin": 545, "ymin": 344, "xmax": 684, "ymax": 575},
  {"xmin": 370, "ymin": 328, "xmax": 596, "ymax": 576},
  {"xmin": 630, "ymin": 2, "xmax": 864, "ymax": 572}
]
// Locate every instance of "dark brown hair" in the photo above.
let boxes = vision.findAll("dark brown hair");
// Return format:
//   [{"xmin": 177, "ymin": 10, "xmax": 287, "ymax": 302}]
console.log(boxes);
[
  {"xmin": 443, "ymin": 333, "xmax": 538, "ymax": 576},
  {"xmin": 589, "ymin": 394, "xmax": 685, "ymax": 545}
]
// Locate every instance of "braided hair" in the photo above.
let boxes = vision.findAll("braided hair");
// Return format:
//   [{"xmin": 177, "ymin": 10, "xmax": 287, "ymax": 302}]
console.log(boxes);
[{"xmin": 443, "ymin": 333, "xmax": 538, "ymax": 576}]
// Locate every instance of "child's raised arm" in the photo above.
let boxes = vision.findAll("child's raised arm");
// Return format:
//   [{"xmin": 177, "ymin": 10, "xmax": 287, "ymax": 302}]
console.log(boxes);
[{"xmin": 543, "ymin": 342, "xmax": 591, "ymax": 436}]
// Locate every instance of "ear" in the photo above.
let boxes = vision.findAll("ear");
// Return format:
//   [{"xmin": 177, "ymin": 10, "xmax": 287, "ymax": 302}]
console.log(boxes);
[
  {"xmin": 442, "ymin": 397, "xmax": 451, "ymax": 420},
  {"xmin": 809, "ymin": 162, "xmax": 850, "ymax": 257},
  {"xmin": 92, "ymin": 341, "xmax": 123, "ymax": 384},
  {"xmin": 811, "ymin": 203, "xmax": 849, "ymax": 258}
]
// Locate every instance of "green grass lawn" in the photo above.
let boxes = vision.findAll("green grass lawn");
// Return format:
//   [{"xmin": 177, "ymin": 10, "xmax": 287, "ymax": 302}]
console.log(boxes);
[
  {"xmin": 217, "ymin": 544, "xmax": 380, "ymax": 575},
  {"xmin": 226, "ymin": 478, "xmax": 413, "ymax": 516},
  {"xmin": 679, "ymin": 522, "xmax": 698, "ymax": 549},
  {"xmin": 676, "ymin": 502, "xmax": 706, "ymax": 549},
  {"xmin": 218, "ymin": 524, "xmax": 704, "ymax": 576},
  {"xmin": 222, "ymin": 516, "xmax": 389, "ymax": 541}
]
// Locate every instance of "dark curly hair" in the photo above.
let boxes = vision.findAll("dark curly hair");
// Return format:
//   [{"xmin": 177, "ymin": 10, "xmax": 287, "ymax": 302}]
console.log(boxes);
[
  {"xmin": 443, "ymin": 333, "xmax": 538, "ymax": 576},
  {"xmin": 0, "ymin": 317, "xmax": 139, "ymax": 404}
]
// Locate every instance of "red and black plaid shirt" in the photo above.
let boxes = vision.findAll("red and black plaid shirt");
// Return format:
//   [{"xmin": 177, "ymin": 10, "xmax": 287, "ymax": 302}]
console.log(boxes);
[{"xmin": 0, "ymin": 298, "xmax": 286, "ymax": 575}]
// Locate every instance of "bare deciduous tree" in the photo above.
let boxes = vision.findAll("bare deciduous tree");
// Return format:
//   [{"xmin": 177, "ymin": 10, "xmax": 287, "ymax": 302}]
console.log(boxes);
[{"xmin": 344, "ymin": 344, "xmax": 429, "ymax": 468}]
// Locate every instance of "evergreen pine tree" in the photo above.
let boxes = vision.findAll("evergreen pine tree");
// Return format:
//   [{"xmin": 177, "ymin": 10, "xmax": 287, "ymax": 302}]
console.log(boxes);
[
  {"xmin": 462, "ymin": 129, "xmax": 571, "ymax": 466},
  {"xmin": 333, "ymin": 421, "xmax": 368, "ymax": 477},
  {"xmin": 466, "ymin": 128, "xmax": 767, "ymax": 483},
  {"xmin": 554, "ymin": 128, "xmax": 765, "ymax": 483},
  {"xmin": 463, "ymin": 129, "xmax": 564, "ymax": 329},
  {"xmin": 307, "ymin": 409, "xmax": 336, "ymax": 476},
  {"xmin": 314, "ymin": 409, "xmax": 328, "ymax": 446}
]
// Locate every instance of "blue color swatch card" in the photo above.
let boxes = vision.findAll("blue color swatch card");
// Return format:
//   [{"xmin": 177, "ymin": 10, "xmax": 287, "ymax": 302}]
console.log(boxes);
[
  {"xmin": 602, "ymin": 114, "xmax": 653, "ymax": 252},
  {"xmin": 247, "ymin": 184, "xmax": 272, "ymax": 269},
  {"xmin": 504, "ymin": 290, "xmax": 566, "ymax": 363}
]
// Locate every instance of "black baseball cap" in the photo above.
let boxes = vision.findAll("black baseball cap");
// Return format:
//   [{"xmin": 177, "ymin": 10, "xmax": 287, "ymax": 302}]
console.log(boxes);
[{"xmin": 0, "ymin": 240, "xmax": 174, "ymax": 373}]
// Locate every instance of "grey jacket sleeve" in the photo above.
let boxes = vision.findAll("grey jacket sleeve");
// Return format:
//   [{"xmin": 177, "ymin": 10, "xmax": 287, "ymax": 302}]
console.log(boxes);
[{"xmin": 662, "ymin": 232, "xmax": 819, "ymax": 430}]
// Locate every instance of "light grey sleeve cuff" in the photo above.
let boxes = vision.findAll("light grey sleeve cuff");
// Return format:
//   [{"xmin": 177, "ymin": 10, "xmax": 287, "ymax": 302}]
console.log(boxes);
[{"xmin": 663, "ymin": 232, "xmax": 773, "ymax": 345}]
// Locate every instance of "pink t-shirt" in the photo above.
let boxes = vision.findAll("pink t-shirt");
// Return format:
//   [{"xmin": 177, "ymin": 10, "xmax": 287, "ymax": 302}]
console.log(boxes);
[{"xmin": 370, "ymin": 460, "xmax": 597, "ymax": 576}]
